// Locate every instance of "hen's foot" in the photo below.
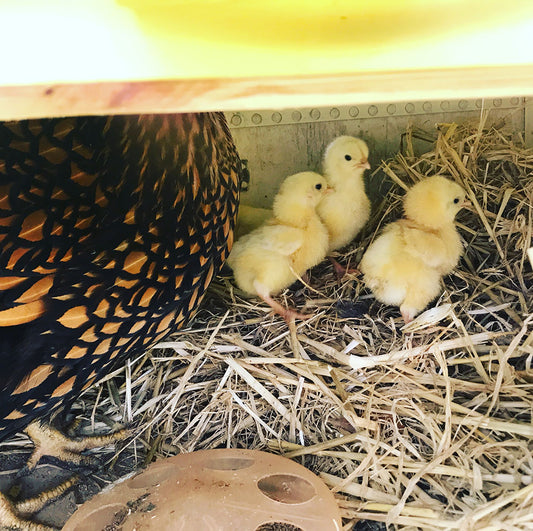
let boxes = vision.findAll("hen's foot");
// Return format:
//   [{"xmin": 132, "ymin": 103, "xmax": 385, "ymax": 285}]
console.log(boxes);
[
  {"xmin": 24, "ymin": 420, "xmax": 131, "ymax": 470},
  {"xmin": 0, "ymin": 476, "xmax": 77, "ymax": 531}
]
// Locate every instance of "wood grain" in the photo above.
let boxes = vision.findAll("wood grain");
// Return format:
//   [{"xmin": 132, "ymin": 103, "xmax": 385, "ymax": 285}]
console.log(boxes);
[{"xmin": 1, "ymin": 65, "xmax": 533, "ymax": 120}]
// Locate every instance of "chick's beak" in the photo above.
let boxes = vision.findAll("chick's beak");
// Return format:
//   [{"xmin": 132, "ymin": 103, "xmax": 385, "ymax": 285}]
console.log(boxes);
[
  {"xmin": 461, "ymin": 199, "xmax": 472, "ymax": 209},
  {"xmin": 324, "ymin": 185, "xmax": 334, "ymax": 195},
  {"xmin": 358, "ymin": 159, "xmax": 371, "ymax": 171}
]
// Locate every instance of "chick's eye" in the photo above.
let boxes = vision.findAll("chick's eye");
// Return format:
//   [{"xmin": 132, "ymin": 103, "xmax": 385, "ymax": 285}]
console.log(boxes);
[
  {"xmin": 453, "ymin": 197, "xmax": 460, "ymax": 204},
  {"xmin": 344, "ymin": 154, "xmax": 352, "ymax": 161},
  {"xmin": 315, "ymin": 183, "xmax": 322, "ymax": 190}
]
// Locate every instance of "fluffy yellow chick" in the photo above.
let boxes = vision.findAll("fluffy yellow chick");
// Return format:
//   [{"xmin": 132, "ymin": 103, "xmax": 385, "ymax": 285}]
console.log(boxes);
[
  {"xmin": 317, "ymin": 135, "xmax": 371, "ymax": 253},
  {"xmin": 234, "ymin": 136, "xmax": 370, "ymax": 260},
  {"xmin": 360, "ymin": 175, "xmax": 468, "ymax": 323},
  {"xmin": 227, "ymin": 172, "xmax": 330, "ymax": 322},
  {"xmin": 235, "ymin": 204, "xmax": 273, "ymax": 239}
]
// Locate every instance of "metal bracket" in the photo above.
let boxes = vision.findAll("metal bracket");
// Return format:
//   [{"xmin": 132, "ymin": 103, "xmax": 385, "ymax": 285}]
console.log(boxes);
[
  {"xmin": 524, "ymin": 97, "xmax": 533, "ymax": 147},
  {"xmin": 226, "ymin": 97, "xmax": 524, "ymax": 129}
]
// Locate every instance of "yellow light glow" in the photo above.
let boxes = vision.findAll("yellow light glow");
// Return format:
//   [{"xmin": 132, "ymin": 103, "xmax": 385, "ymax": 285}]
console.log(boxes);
[
  {"xmin": 1, "ymin": 0, "xmax": 533, "ymax": 85},
  {"xmin": 0, "ymin": 1, "xmax": 159, "ymax": 84}
]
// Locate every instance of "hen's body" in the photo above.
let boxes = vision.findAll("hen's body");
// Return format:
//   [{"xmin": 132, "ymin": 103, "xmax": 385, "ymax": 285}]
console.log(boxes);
[{"xmin": 0, "ymin": 113, "xmax": 241, "ymax": 441}]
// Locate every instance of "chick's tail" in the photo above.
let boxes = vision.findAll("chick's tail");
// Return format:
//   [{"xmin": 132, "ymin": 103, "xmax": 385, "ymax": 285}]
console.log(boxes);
[{"xmin": 399, "ymin": 278, "xmax": 441, "ymax": 323}]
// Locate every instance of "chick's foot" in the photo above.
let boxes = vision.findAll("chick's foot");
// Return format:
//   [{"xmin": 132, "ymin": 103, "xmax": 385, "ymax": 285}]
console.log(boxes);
[
  {"xmin": 0, "ymin": 476, "xmax": 77, "ymax": 531},
  {"xmin": 24, "ymin": 420, "xmax": 131, "ymax": 470},
  {"xmin": 400, "ymin": 306, "xmax": 416, "ymax": 324},
  {"xmin": 280, "ymin": 308, "xmax": 313, "ymax": 323},
  {"xmin": 329, "ymin": 256, "xmax": 360, "ymax": 280},
  {"xmin": 258, "ymin": 293, "xmax": 311, "ymax": 323}
]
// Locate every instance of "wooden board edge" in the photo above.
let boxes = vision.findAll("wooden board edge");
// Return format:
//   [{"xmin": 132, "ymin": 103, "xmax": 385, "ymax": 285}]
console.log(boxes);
[{"xmin": 0, "ymin": 65, "xmax": 532, "ymax": 120}]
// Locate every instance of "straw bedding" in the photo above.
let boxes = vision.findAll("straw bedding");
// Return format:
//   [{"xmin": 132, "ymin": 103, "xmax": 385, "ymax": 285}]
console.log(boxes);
[{"xmin": 3, "ymin": 112, "xmax": 533, "ymax": 530}]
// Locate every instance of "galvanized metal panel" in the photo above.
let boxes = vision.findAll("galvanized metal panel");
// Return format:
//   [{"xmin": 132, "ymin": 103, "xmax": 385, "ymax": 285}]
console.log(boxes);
[{"xmin": 227, "ymin": 98, "xmax": 525, "ymax": 208}]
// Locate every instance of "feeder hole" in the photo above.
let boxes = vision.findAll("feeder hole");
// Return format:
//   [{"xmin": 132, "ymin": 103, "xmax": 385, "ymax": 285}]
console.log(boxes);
[
  {"xmin": 256, "ymin": 523, "xmax": 305, "ymax": 531},
  {"xmin": 257, "ymin": 474, "xmax": 316, "ymax": 504},
  {"xmin": 70, "ymin": 503, "xmax": 125, "ymax": 531},
  {"xmin": 128, "ymin": 466, "xmax": 177, "ymax": 489},
  {"xmin": 204, "ymin": 456, "xmax": 255, "ymax": 471}
]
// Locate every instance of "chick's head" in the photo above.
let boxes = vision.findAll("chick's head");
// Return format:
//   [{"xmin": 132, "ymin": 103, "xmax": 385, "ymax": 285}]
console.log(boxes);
[
  {"xmin": 404, "ymin": 175, "xmax": 467, "ymax": 229},
  {"xmin": 323, "ymin": 136, "xmax": 370, "ymax": 186},
  {"xmin": 273, "ymin": 171, "xmax": 329, "ymax": 226}
]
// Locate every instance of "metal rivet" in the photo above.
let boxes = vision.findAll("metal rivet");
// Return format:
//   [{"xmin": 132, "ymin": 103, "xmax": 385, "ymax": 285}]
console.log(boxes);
[
  {"xmin": 330, "ymin": 108, "xmax": 340, "ymax": 119},
  {"xmin": 493, "ymin": 98, "xmax": 502, "ymax": 107},
  {"xmin": 387, "ymin": 104, "xmax": 396, "ymax": 115},
  {"xmin": 349, "ymin": 106, "xmax": 359, "ymax": 117},
  {"xmin": 440, "ymin": 101, "xmax": 450, "ymax": 110},
  {"xmin": 368, "ymin": 105, "xmax": 378, "ymax": 116},
  {"xmin": 230, "ymin": 114, "xmax": 242, "ymax": 126},
  {"xmin": 422, "ymin": 101, "xmax": 432, "ymax": 112},
  {"xmin": 271, "ymin": 112, "xmax": 282, "ymax": 123},
  {"xmin": 458, "ymin": 100, "xmax": 468, "ymax": 110},
  {"xmin": 405, "ymin": 103, "xmax": 415, "ymax": 113},
  {"xmin": 510, "ymin": 97, "xmax": 520, "ymax": 105},
  {"xmin": 475, "ymin": 99, "xmax": 483, "ymax": 108},
  {"xmin": 292, "ymin": 111, "xmax": 302, "ymax": 121},
  {"xmin": 310, "ymin": 109, "xmax": 321, "ymax": 120},
  {"xmin": 251, "ymin": 113, "xmax": 262, "ymax": 125}
]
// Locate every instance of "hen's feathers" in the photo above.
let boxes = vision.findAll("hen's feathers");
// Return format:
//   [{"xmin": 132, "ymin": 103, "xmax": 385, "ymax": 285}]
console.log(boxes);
[{"xmin": 0, "ymin": 113, "xmax": 241, "ymax": 440}]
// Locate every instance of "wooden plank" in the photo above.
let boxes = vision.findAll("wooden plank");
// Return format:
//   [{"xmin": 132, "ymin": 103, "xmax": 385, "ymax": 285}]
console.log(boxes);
[{"xmin": 1, "ymin": 65, "xmax": 532, "ymax": 120}]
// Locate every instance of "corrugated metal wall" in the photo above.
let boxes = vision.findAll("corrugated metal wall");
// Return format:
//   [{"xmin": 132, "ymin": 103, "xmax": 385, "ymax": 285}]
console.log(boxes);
[{"xmin": 228, "ymin": 97, "xmax": 526, "ymax": 208}]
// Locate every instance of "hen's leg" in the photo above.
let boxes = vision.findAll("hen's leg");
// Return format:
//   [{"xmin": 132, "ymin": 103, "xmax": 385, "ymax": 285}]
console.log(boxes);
[
  {"xmin": 25, "ymin": 421, "xmax": 130, "ymax": 470},
  {"xmin": 0, "ymin": 421, "xmax": 130, "ymax": 529},
  {"xmin": 0, "ymin": 476, "xmax": 77, "ymax": 531}
]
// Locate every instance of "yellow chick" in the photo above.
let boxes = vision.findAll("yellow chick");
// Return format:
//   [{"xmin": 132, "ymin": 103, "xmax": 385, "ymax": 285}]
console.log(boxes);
[
  {"xmin": 360, "ymin": 175, "xmax": 468, "ymax": 323},
  {"xmin": 227, "ymin": 172, "xmax": 330, "ymax": 322},
  {"xmin": 234, "ymin": 135, "xmax": 370, "ymax": 260},
  {"xmin": 317, "ymin": 136, "xmax": 371, "ymax": 253},
  {"xmin": 235, "ymin": 204, "xmax": 273, "ymax": 239}
]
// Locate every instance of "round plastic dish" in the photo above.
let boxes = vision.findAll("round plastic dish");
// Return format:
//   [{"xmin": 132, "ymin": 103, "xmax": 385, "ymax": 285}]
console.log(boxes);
[{"xmin": 63, "ymin": 448, "xmax": 342, "ymax": 531}]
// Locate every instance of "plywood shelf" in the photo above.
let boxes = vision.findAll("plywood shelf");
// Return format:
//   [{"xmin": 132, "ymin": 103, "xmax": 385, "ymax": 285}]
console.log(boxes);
[
  {"xmin": 1, "ymin": 0, "xmax": 533, "ymax": 119},
  {"xmin": 2, "ymin": 66, "xmax": 533, "ymax": 121}
]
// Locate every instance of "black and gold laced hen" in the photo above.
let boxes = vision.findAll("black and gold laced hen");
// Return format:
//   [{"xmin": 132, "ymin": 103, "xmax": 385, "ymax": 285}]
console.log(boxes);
[{"xmin": 0, "ymin": 112, "xmax": 241, "ymax": 441}]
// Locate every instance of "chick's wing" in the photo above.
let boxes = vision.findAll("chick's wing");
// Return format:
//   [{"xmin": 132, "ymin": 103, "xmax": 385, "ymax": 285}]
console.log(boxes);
[
  {"xmin": 401, "ymin": 224, "xmax": 448, "ymax": 268},
  {"xmin": 259, "ymin": 225, "xmax": 304, "ymax": 256}
]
